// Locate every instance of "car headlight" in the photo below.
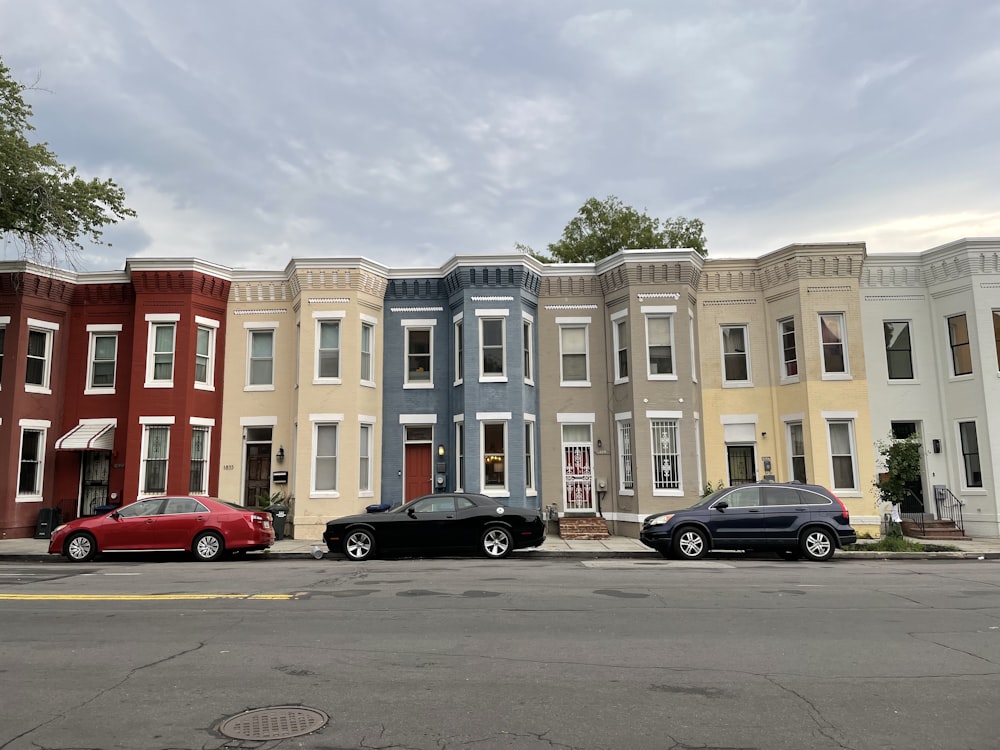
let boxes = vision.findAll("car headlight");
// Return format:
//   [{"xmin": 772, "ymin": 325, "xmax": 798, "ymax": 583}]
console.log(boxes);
[
  {"xmin": 52, "ymin": 524, "xmax": 66, "ymax": 534},
  {"xmin": 647, "ymin": 514, "xmax": 674, "ymax": 526}
]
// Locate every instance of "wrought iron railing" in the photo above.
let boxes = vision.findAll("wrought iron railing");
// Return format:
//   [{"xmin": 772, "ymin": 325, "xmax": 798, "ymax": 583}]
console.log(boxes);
[
  {"xmin": 895, "ymin": 489, "xmax": 927, "ymax": 536},
  {"xmin": 934, "ymin": 486, "xmax": 966, "ymax": 533}
]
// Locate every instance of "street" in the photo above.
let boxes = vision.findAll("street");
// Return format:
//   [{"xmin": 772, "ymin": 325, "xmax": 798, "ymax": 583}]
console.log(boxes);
[{"xmin": 2, "ymin": 555, "xmax": 999, "ymax": 750}]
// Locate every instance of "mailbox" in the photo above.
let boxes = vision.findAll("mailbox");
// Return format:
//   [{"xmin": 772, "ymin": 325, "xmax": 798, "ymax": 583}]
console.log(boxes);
[{"xmin": 272, "ymin": 471, "xmax": 288, "ymax": 484}]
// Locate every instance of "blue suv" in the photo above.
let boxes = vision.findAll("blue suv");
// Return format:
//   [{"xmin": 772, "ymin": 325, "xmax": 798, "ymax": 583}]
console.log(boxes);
[{"xmin": 640, "ymin": 482, "xmax": 857, "ymax": 561}]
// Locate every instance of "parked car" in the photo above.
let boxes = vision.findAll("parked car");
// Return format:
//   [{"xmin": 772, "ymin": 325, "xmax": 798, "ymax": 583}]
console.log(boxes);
[
  {"xmin": 324, "ymin": 493, "xmax": 546, "ymax": 561},
  {"xmin": 48, "ymin": 496, "xmax": 275, "ymax": 562},
  {"xmin": 639, "ymin": 482, "xmax": 857, "ymax": 561}
]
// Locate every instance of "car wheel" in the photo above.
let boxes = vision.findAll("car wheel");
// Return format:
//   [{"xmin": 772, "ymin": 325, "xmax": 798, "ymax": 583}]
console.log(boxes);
[
  {"xmin": 801, "ymin": 528, "xmax": 835, "ymax": 561},
  {"xmin": 192, "ymin": 532, "xmax": 224, "ymax": 562},
  {"xmin": 344, "ymin": 528, "xmax": 375, "ymax": 561},
  {"xmin": 65, "ymin": 532, "xmax": 97, "ymax": 562},
  {"xmin": 777, "ymin": 549, "xmax": 802, "ymax": 561},
  {"xmin": 481, "ymin": 526, "xmax": 513, "ymax": 559},
  {"xmin": 673, "ymin": 526, "xmax": 708, "ymax": 560}
]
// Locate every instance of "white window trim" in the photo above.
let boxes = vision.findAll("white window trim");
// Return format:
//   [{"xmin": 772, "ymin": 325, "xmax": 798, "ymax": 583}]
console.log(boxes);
[
  {"xmin": 245, "ymin": 326, "xmax": 277, "ymax": 392},
  {"xmin": 557, "ymin": 318, "xmax": 591, "ymax": 387},
  {"xmin": 689, "ymin": 310, "xmax": 698, "ymax": 384},
  {"xmin": 823, "ymin": 413, "xmax": 860, "ymax": 496},
  {"xmin": 778, "ymin": 317, "xmax": 800, "ymax": 385},
  {"xmin": 642, "ymin": 307, "xmax": 677, "ymax": 381},
  {"xmin": 611, "ymin": 309, "xmax": 629, "ymax": 385},
  {"xmin": 525, "ymin": 415, "xmax": 537, "ymax": 496},
  {"xmin": 403, "ymin": 319, "xmax": 436, "ymax": 389},
  {"xmin": 721, "ymin": 324, "xmax": 752, "ymax": 387},
  {"xmin": 522, "ymin": 312, "xmax": 534, "ymax": 386},
  {"xmin": 138, "ymin": 419, "xmax": 174, "ymax": 498},
  {"xmin": 310, "ymin": 415, "xmax": 343, "ymax": 498},
  {"xmin": 193, "ymin": 321, "xmax": 218, "ymax": 392},
  {"xmin": 82, "ymin": 328, "xmax": 119, "ymax": 395},
  {"xmin": 189, "ymin": 424, "xmax": 212, "ymax": 495},
  {"xmin": 455, "ymin": 419, "xmax": 465, "ymax": 493},
  {"xmin": 16, "ymin": 419, "xmax": 50, "ymax": 502},
  {"xmin": 946, "ymin": 313, "xmax": 975, "ymax": 380},
  {"xmin": 649, "ymin": 415, "xmax": 684, "ymax": 497},
  {"xmin": 358, "ymin": 419, "xmax": 375, "ymax": 498},
  {"xmin": 616, "ymin": 414, "xmax": 635, "ymax": 495},
  {"xmin": 144, "ymin": 317, "xmax": 177, "ymax": 389},
  {"xmin": 25, "ymin": 321, "xmax": 58, "ymax": 394},
  {"xmin": 313, "ymin": 313, "xmax": 345, "ymax": 385},
  {"xmin": 477, "ymin": 310, "xmax": 508, "ymax": 383},
  {"xmin": 453, "ymin": 313, "xmax": 464, "ymax": 386},
  {"xmin": 361, "ymin": 315, "xmax": 377, "ymax": 388},
  {"xmin": 883, "ymin": 319, "xmax": 918, "ymax": 383},
  {"xmin": 0, "ymin": 316, "xmax": 8, "ymax": 393},
  {"xmin": 479, "ymin": 418, "xmax": 510, "ymax": 498},
  {"xmin": 819, "ymin": 312, "xmax": 851, "ymax": 381},
  {"xmin": 955, "ymin": 419, "xmax": 986, "ymax": 493}
]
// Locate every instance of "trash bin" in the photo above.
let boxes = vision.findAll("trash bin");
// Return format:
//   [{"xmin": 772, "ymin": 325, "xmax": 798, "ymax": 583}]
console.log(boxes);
[
  {"xmin": 94, "ymin": 504, "xmax": 119, "ymax": 515},
  {"xmin": 265, "ymin": 504, "xmax": 289, "ymax": 540},
  {"xmin": 35, "ymin": 507, "xmax": 62, "ymax": 539}
]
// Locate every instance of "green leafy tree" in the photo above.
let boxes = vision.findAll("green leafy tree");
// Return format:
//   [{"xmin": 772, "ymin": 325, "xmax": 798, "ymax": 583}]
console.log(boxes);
[
  {"xmin": 517, "ymin": 195, "xmax": 706, "ymax": 263},
  {"xmin": 0, "ymin": 58, "xmax": 135, "ymax": 268},
  {"xmin": 873, "ymin": 433, "xmax": 923, "ymax": 507}
]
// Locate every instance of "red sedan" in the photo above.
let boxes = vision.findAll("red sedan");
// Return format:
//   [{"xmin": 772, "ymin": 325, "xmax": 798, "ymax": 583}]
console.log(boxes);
[{"xmin": 48, "ymin": 496, "xmax": 275, "ymax": 562}]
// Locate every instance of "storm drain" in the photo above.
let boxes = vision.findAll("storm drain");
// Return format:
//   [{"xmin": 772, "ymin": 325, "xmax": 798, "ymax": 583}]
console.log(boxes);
[{"xmin": 218, "ymin": 706, "xmax": 329, "ymax": 740}]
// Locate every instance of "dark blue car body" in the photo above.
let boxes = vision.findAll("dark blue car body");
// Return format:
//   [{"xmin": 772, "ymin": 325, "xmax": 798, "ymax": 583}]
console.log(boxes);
[{"xmin": 639, "ymin": 482, "xmax": 857, "ymax": 561}]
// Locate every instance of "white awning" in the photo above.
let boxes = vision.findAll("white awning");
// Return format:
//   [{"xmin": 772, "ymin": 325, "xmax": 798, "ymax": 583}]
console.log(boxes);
[{"xmin": 55, "ymin": 420, "xmax": 116, "ymax": 451}]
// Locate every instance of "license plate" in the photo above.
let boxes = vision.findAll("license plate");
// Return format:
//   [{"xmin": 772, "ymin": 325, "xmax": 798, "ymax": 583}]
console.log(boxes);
[{"xmin": 263, "ymin": 521, "xmax": 271, "ymax": 529}]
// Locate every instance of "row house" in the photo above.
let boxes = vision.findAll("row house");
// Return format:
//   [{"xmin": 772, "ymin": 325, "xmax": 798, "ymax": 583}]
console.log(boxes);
[{"xmin": 2, "ymin": 239, "xmax": 997, "ymax": 541}]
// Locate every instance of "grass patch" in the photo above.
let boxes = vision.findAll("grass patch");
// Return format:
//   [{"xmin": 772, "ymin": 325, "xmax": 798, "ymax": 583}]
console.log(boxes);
[{"xmin": 845, "ymin": 536, "xmax": 960, "ymax": 552}]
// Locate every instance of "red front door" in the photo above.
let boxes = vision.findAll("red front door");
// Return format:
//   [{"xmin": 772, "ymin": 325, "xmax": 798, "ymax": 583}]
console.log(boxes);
[{"xmin": 405, "ymin": 443, "xmax": 433, "ymax": 501}]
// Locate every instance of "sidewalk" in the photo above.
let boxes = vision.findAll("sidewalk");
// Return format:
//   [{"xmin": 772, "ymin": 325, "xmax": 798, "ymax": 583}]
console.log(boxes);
[{"xmin": 2, "ymin": 534, "xmax": 999, "ymax": 561}]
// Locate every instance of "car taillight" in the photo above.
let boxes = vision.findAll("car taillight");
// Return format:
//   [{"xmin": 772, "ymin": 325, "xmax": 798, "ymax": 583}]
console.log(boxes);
[
  {"xmin": 832, "ymin": 493, "xmax": 850, "ymax": 522},
  {"xmin": 247, "ymin": 513, "xmax": 266, "ymax": 524}
]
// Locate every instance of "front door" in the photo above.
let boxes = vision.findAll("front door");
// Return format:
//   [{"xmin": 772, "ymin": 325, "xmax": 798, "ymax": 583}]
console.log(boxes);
[
  {"xmin": 405, "ymin": 443, "xmax": 432, "ymax": 501},
  {"xmin": 81, "ymin": 451, "xmax": 111, "ymax": 516},
  {"xmin": 727, "ymin": 445, "xmax": 757, "ymax": 485},
  {"xmin": 245, "ymin": 444, "xmax": 271, "ymax": 507},
  {"xmin": 563, "ymin": 445, "xmax": 595, "ymax": 513},
  {"xmin": 891, "ymin": 421, "xmax": 925, "ymax": 514}
]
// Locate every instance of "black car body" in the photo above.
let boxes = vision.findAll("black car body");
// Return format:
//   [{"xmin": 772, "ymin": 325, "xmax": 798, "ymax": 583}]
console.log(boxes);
[
  {"xmin": 324, "ymin": 493, "xmax": 546, "ymax": 560},
  {"xmin": 639, "ymin": 482, "xmax": 857, "ymax": 561}
]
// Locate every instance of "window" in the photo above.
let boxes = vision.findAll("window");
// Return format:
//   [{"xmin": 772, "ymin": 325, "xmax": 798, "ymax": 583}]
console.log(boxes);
[
  {"xmin": 958, "ymin": 421, "xmax": 982, "ymax": 488},
  {"xmin": 524, "ymin": 421, "xmax": 535, "ymax": 493},
  {"xmin": 820, "ymin": 313, "xmax": 849, "ymax": 377},
  {"xmin": 141, "ymin": 425, "xmax": 170, "ymax": 495},
  {"xmin": 314, "ymin": 423, "xmax": 339, "ymax": 492},
  {"xmin": 482, "ymin": 422, "xmax": 507, "ymax": 490},
  {"xmin": 455, "ymin": 421, "xmax": 465, "ymax": 492},
  {"xmin": 18, "ymin": 427, "xmax": 46, "ymax": 497},
  {"xmin": 559, "ymin": 322, "xmax": 589, "ymax": 385},
  {"xmin": 88, "ymin": 333, "xmax": 118, "ymax": 391},
  {"xmin": 787, "ymin": 422, "xmax": 806, "ymax": 483},
  {"xmin": 650, "ymin": 419, "xmax": 680, "ymax": 491},
  {"xmin": 645, "ymin": 314, "xmax": 674, "ymax": 377},
  {"xmin": 454, "ymin": 317, "xmax": 464, "ymax": 383},
  {"xmin": 778, "ymin": 317, "xmax": 798, "ymax": 379},
  {"xmin": 522, "ymin": 315, "xmax": 534, "ymax": 384},
  {"xmin": 405, "ymin": 325, "xmax": 432, "ymax": 386},
  {"xmin": 25, "ymin": 327, "xmax": 53, "ymax": 389},
  {"xmin": 948, "ymin": 314, "xmax": 972, "ymax": 376},
  {"xmin": 359, "ymin": 423, "xmax": 373, "ymax": 494},
  {"xmin": 361, "ymin": 320, "xmax": 375, "ymax": 384},
  {"xmin": 613, "ymin": 315, "xmax": 629, "ymax": 382},
  {"xmin": 146, "ymin": 320, "xmax": 177, "ymax": 387},
  {"xmin": 617, "ymin": 417, "xmax": 634, "ymax": 492},
  {"xmin": 721, "ymin": 325, "xmax": 750, "ymax": 384},
  {"xmin": 827, "ymin": 420, "xmax": 857, "ymax": 491},
  {"xmin": 247, "ymin": 329, "xmax": 275, "ymax": 387},
  {"xmin": 994, "ymin": 311, "xmax": 1000, "ymax": 373},
  {"xmin": 189, "ymin": 426, "xmax": 210, "ymax": 494},
  {"xmin": 480, "ymin": 317, "xmax": 506, "ymax": 378},
  {"xmin": 884, "ymin": 321, "xmax": 914, "ymax": 380},
  {"xmin": 316, "ymin": 320, "xmax": 341, "ymax": 381},
  {"xmin": 194, "ymin": 321, "xmax": 217, "ymax": 388}
]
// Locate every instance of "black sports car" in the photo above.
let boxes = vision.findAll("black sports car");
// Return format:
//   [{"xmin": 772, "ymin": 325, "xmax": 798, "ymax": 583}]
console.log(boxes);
[{"xmin": 323, "ymin": 493, "xmax": 546, "ymax": 560}]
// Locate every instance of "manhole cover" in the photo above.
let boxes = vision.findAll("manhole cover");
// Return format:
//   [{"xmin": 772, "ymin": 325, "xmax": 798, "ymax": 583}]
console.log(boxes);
[{"xmin": 218, "ymin": 706, "xmax": 329, "ymax": 740}]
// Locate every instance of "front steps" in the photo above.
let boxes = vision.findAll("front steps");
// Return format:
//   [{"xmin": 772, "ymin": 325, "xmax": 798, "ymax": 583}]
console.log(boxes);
[{"xmin": 558, "ymin": 516, "xmax": 610, "ymax": 540}]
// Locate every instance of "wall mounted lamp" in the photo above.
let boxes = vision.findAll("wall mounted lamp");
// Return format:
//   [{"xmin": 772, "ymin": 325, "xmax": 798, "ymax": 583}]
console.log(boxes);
[
  {"xmin": 276, "ymin": 446, "xmax": 285, "ymax": 463},
  {"xmin": 437, "ymin": 443, "xmax": 446, "ymax": 457},
  {"xmin": 597, "ymin": 439, "xmax": 603, "ymax": 450}
]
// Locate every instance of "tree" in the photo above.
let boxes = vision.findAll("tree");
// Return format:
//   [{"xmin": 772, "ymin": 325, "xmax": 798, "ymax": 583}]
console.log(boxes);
[
  {"xmin": 0, "ymin": 58, "xmax": 135, "ymax": 268},
  {"xmin": 517, "ymin": 195, "xmax": 706, "ymax": 263}
]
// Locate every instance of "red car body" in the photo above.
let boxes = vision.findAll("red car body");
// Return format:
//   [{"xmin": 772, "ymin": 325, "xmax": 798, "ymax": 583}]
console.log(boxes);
[{"xmin": 48, "ymin": 496, "xmax": 275, "ymax": 562}]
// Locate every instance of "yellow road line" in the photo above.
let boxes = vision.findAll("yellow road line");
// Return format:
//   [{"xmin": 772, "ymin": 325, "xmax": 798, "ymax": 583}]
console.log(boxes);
[{"xmin": 0, "ymin": 593, "xmax": 298, "ymax": 601}]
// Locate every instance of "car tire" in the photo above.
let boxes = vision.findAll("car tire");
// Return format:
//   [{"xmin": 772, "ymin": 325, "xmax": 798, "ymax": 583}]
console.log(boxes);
[
  {"xmin": 777, "ymin": 549, "xmax": 802, "ymax": 561},
  {"xmin": 192, "ymin": 531, "xmax": 224, "ymax": 562},
  {"xmin": 65, "ymin": 532, "xmax": 97, "ymax": 562},
  {"xmin": 481, "ymin": 526, "xmax": 513, "ymax": 559},
  {"xmin": 673, "ymin": 526, "xmax": 708, "ymax": 560},
  {"xmin": 800, "ymin": 527, "xmax": 835, "ymax": 561},
  {"xmin": 344, "ymin": 528, "xmax": 375, "ymax": 561}
]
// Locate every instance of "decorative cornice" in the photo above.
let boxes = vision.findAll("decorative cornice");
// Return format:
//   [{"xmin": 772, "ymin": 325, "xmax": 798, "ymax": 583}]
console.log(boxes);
[
  {"xmin": 637, "ymin": 292, "xmax": 682, "ymax": 301},
  {"xmin": 701, "ymin": 299, "xmax": 758, "ymax": 307},
  {"xmin": 307, "ymin": 298, "xmax": 351, "ymax": 304},
  {"xmin": 389, "ymin": 306, "xmax": 444, "ymax": 313},
  {"xmin": 233, "ymin": 308, "xmax": 289, "ymax": 315},
  {"xmin": 543, "ymin": 304, "xmax": 599, "ymax": 310},
  {"xmin": 470, "ymin": 296, "xmax": 514, "ymax": 302}
]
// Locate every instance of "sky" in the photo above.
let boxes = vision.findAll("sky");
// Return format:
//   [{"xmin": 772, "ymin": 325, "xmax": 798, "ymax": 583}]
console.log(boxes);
[{"xmin": 3, "ymin": 0, "xmax": 1000, "ymax": 273}]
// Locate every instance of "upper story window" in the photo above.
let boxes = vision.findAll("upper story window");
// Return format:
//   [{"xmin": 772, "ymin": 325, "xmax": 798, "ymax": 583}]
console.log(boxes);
[
  {"xmin": 246, "ymin": 324, "xmax": 276, "ymax": 390},
  {"xmin": 315, "ymin": 318, "xmax": 342, "ymax": 382},
  {"xmin": 558, "ymin": 320, "xmax": 590, "ymax": 386},
  {"xmin": 948, "ymin": 313, "xmax": 972, "ymax": 376},
  {"xmin": 87, "ymin": 330, "xmax": 119, "ymax": 393},
  {"xmin": 25, "ymin": 318, "xmax": 59, "ymax": 393},
  {"xmin": 643, "ymin": 307, "xmax": 675, "ymax": 379},
  {"xmin": 958, "ymin": 420, "xmax": 983, "ymax": 488},
  {"xmin": 611, "ymin": 311, "xmax": 629, "ymax": 383},
  {"xmin": 522, "ymin": 313, "xmax": 534, "ymax": 385},
  {"xmin": 361, "ymin": 317, "xmax": 376, "ymax": 386},
  {"xmin": 778, "ymin": 317, "xmax": 798, "ymax": 380},
  {"xmin": 819, "ymin": 313, "xmax": 849, "ymax": 378},
  {"xmin": 0, "ymin": 317, "xmax": 8, "ymax": 385},
  {"xmin": 145, "ymin": 313, "xmax": 179, "ymax": 388},
  {"xmin": 479, "ymin": 315, "xmax": 506, "ymax": 380},
  {"xmin": 404, "ymin": 321, "xmax": 434, "ymax": 387},
  {"xmin": 721, "ymin": 324, "xmax": 751, "ymax": 385},
  {"xmin": 883, "ymin": 321, "xmax": 914, "ymax": 380},
  {"xmin": 454, "ymin": 316, "xmax": 464, "ymax": 384},
  {"xmin": 194, "ymin": 317, "xmax": 219, "ymax": 390}
]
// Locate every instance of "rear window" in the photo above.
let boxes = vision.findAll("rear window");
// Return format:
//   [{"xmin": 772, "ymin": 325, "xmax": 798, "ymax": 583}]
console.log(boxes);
[
  {"xmin": 764, "ymin": 487, "xmax": 833, "ymax": 506},
  {"xmin": 797, "ymin": 489, "xmax": 833, "ymax": 505}
]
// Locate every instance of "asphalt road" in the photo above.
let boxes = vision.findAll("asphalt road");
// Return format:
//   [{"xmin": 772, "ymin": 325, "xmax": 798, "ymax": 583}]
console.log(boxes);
[{"xmin": 1, "ymin": 555, "xmax": 999, "ymax": 750}]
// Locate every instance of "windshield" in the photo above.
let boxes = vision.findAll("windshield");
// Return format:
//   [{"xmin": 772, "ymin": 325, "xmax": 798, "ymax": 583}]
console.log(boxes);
[{"xmin": 688, "ymin": 490, "xmax": 727, "ymax": 509}]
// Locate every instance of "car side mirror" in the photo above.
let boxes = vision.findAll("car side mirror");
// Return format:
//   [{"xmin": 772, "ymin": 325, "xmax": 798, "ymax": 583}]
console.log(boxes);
[
  {"xmin": 110, "ymin": 511, "xmax": 121, "ymax": 519},
  {"xmin": 406, "ymin": 507, "xmax": 416, "ymax": 518},
  {"xmin": 713, "ymin": 501, "xmax": 729, "ymax": 511}
]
